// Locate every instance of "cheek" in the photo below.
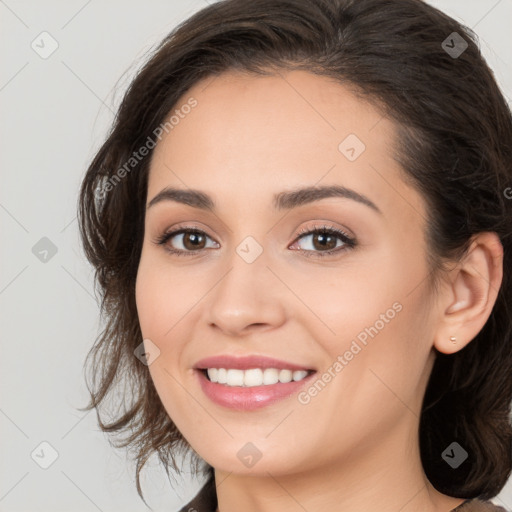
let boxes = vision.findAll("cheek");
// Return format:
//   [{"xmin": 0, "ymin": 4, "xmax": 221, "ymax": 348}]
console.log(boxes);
[
  {"xmin": 274, "ymin": 253, "xmax": 401, "ymax": 346},
  {"xmin": 135, "ymin": 257, "xmax": 196, "ymax": 425},
  {"xmin": 293, "ymin": 248, "xmax": 433, "ymax": 386},
  {"xmin": 135, "ymin": 251, "xmax": 199, "ymax": 339},
  {"xmin": 135, "ymin": 273, "xmax": 164, "ymax": 341}
]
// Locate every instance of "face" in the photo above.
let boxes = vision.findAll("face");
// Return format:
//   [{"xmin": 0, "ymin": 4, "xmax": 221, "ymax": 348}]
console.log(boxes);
[{"xmin": 135, "ymin": 69, "xmax": 439, "ymax": 476}]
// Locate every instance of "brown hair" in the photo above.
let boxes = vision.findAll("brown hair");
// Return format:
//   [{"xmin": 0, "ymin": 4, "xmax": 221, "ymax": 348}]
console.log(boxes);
[{"xmin": 77, "ymin": 0, "xmax": 512, "ymax": 503}]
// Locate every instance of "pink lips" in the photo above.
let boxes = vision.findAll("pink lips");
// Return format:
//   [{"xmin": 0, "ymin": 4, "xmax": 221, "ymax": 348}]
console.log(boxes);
[
  {"xmin": 193, "ymin": 354, "xmax": 314, "ymax": 371},
  {"xmin": 193, "ymin": 354, "xmax": 316, "ymax": 411}
]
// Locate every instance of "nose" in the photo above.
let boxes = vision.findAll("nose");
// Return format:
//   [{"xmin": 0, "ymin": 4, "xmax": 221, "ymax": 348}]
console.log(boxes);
[{"xmin": 205, "ymin": 248, "xmax": 287, "ymax": 337}]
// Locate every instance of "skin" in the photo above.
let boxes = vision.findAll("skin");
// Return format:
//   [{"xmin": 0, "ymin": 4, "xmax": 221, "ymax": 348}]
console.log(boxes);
[{"xmin": 135, "ymin": 69, "xmax": 503, "ymax": 512}]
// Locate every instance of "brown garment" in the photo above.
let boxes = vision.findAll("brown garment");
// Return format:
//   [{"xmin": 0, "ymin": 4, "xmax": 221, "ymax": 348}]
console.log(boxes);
[
  {"xmin": 177, "ymin": 476, "xmax": 509, "ymax": 512},
  {"xmin": 451, "ymin": 499, "xmax": 510, "ymax": 512}
]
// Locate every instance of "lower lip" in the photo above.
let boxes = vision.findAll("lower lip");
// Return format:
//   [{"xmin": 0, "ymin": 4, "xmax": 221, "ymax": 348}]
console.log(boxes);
[{"xmin": 195, "ymin": 369, "xmax": 316, "ymax": 411}]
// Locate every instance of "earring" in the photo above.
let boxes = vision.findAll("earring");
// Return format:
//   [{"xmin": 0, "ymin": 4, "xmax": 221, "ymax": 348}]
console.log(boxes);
[{"xmin": 450, "ymin": 336, "xmax": 457, "ymax": 344}]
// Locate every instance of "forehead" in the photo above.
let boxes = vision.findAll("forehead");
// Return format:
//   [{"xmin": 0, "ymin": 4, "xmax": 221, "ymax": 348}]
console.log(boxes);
[
  {"xmin": 147, "ymin": 69, "xmax": 425, "ymax": 222},
  {"xmin": 153, "ymin": 69, "xmax": 388, "ymax": 162}
]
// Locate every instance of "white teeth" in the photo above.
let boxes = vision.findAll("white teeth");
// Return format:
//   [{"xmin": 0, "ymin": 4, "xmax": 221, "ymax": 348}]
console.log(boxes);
[
  {"xmin": 279, "ymin": 369, "xmax": 293, "ymax": 383},
  {"xmin": 217, "ymin": 368, "xmax": 227, "ymax": 384},
  {"xmin": 263, "ymin": 368, "xmax": 279, "ymax": 385},
  {"xmin": 226, "ymin": 369, "xmax": 244, "ymax": 386},
  {"xmin": 245, "ymin": 368, "xmax": 264, "ymax": 386},
  {"xmin": 205, "ymin": 368, "xmax": 310, "ymax": 387},
  {"xmin": 292, "ymin": 370, "xmax": 309, "ymax": 381}
]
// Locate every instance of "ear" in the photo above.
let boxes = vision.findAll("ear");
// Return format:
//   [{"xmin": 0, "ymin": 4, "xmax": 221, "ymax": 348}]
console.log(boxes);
[{"xmin": 433, "ymin": 232, "xmax": 503, "ymax": 355}]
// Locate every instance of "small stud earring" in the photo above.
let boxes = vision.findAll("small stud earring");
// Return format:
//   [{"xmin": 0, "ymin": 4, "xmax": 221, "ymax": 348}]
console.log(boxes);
[{"xmin": 450, "ymin": 336, "xmax": 457, "ymax": 344}]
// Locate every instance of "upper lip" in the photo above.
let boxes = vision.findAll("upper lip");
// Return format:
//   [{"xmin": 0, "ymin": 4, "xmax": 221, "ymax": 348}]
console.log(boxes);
[{"xmin": 193, "ymin": 355, "xmax": 315, "ymax": 371}]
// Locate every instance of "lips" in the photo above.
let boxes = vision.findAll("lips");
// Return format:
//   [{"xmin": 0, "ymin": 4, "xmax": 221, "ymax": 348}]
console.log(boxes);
[
  {"xmin": 193, "ymin": 354, "xmax": 315, "ymax": 372},
  {"xmin": 194, "ymin": 365, "xmax": 317, "ymax": 411}
]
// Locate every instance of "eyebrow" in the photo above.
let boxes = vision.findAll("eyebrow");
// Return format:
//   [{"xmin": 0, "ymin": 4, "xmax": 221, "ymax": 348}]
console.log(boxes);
[{"xmin": 146, "ymin": 185, "xmax": 382, "ymax": 214}]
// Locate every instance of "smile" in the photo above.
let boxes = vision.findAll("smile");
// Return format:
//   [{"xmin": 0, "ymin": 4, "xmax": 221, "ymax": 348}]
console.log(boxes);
[
  {"xmin": 204, "ymin": 367, "xmax": 313, "ymax": 387},
  {"xmin": 195, "ymin": 368, "xmax": 317, "ymax": 410}
]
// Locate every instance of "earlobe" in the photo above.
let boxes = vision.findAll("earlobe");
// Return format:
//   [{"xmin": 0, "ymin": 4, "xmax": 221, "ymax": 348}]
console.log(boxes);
[{"xmin": 433, "ymin": 232, "xmax": 503, "ymax": 355}]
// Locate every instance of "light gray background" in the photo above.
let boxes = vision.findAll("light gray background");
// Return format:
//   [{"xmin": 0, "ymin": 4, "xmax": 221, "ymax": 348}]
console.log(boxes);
[{"xmin": 1, "ymin": 1, "xmax": 511, "ymax": 511}]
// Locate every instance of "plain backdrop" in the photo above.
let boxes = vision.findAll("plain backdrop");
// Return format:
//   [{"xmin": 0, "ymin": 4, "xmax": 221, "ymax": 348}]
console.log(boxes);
[{"xmin": 1, "ymin": 1, "xmax": 511, "ymax": 511}]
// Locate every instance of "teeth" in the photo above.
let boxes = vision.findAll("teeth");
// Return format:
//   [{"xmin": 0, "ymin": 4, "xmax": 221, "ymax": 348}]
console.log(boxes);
[{"xmin": 205, "ymin": 368, "xmax": 310, "ymax": 387}]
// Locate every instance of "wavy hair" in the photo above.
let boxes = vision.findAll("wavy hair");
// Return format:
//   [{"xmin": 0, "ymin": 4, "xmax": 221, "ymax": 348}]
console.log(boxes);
[{"xmin": 77, "ymin": 0, "xmax": 512, "ymax": 503}]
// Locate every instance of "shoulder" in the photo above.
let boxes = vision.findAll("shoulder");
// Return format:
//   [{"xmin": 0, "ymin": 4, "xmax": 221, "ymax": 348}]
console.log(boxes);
[
  {"xmin": 176, "ymin": 475, "xmax": 217, "ymax": 512},
  {"xmin": 453, "ymin": 498, "xmax": 510, "ymax": 512}
]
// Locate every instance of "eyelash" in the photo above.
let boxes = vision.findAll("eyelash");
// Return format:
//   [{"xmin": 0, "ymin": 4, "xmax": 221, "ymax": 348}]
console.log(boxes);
[
  {"xmin": 152, "ymin": 223, "xmax": 356, "ymax": 259},
  {"xmin": 293, "ymin": 224, "xmax": 356, "ymax": 258}
]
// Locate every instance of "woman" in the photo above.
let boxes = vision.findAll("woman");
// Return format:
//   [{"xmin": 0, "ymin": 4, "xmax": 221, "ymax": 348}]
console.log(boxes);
[{"xmin": 77, "ymin": 0, "xmax": 512, "ymax": 510}]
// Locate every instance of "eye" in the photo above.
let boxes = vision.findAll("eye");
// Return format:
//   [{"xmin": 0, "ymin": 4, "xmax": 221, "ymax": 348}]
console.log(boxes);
[
  {"xmin": 153, "ymin": 223, "xmax": 356, "ymax": 258},
  {"xmin": 289, "ymin": 224, "xmax": 356, "ymax": 258},
  {"xmin": 153, "ymin": 226, "xmax": 219, "ymax": 256}
]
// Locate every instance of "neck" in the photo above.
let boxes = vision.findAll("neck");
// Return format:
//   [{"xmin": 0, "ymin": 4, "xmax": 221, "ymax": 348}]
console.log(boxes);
[{"xmin": 213, "ymin": 419, "xmax": 466, "ymax": 512}]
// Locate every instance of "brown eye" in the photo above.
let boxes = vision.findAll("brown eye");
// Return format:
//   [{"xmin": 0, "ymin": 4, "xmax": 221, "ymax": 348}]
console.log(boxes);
[
  {"xmin": 310, "ymin": 232, "xmax": 338, "ymax": 251},
  {"xmin": 154, "ymin": 227, "xmax": 219, "ymax": 255},
  {"xmin": 295, "ymin": 230, "xmax": 343, "ymax": 252},
  {"xmin": 289, "ymin": 225, "xmax": 356, "ymax": 259},
  {"xmin": 181, "ymin": 231, "xmax": 207, "ymax": 250}
]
